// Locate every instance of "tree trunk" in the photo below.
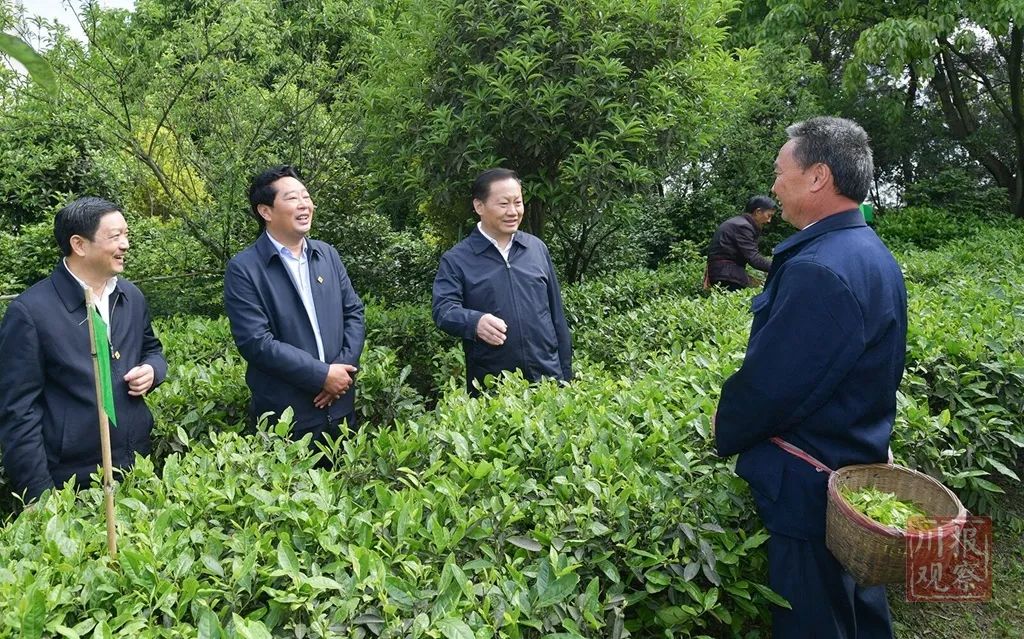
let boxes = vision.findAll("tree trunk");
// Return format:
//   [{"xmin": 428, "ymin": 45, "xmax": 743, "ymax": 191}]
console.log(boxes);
[
  {"xmin": 932, "ymin": 53, "xmax": 1019, "ymax": 216},
  {"xmin": 525, "ymin": 199, "xmax": 546, "ymax": 239},
  {"xmin": 1007, "ymin": 25, "xmax": 1024, "ymax": 217},
  {"xmin": 901, "ymin": 64, "xmax": 919, "ymax": 187}
]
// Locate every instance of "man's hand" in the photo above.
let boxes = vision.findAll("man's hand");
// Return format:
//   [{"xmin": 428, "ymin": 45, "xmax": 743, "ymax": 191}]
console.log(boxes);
[
  {"xmin": 124, "ymin": 364, "xmax": 155, "ymax": 397},
  {"xmin": 314, "ymin": 363, "xmax": 358, "ymax": 409},
  {"xmin": 476, "ymin": 313, "xmax": 507, "ymax": 346}
]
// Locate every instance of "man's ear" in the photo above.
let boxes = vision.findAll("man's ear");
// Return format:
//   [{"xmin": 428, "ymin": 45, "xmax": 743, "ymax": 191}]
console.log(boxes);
[
  {"xmin": 472, "ymin": 199, "xmax": 483, "ymax": 217},
  {"xmin": 257, "ymin": 203, "xmax": 273, "ymax": 223},
  {"xmin": 69, "ymin": 234, "xmax": 88, "ymax": 257},
  {"xmin": 808, "ymin": 162, "xmax": 833, "ymax": 194}
]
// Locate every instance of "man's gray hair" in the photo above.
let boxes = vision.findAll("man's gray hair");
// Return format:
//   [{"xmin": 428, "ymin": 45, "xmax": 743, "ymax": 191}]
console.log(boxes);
[{"xmin": 786, "ymin": 116, "xmax": 873, "ymax": 203}]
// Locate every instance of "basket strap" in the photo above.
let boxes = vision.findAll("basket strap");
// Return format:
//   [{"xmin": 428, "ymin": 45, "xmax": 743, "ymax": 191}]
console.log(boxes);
[{"xmin": 770, "ymin": 437, "xmax": 834, "ymax": 474}]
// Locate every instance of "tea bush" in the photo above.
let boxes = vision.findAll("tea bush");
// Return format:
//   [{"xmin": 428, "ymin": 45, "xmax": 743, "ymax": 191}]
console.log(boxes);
[
  {"xmin": 893, "ymin": 226, "xmax": 1024, "ymax": 513},
  {"xmin": 364, "ymin": 304, "xmax": 461, "ymax": 400},
  {"xmin": 562, "ymin": 262, "xmax": 704, "ymax": 331},
  {"xmin": 1, "ymin": 220, "xmax": 1023, "ymax": 636},
  {"xmin": 0, "ymin": 358, "xmax": 779, "ymax": 637},
  {"xmin": 874, "ymin": 205, "xmax": 981, "ymax": 252},
  {"xmin": 147, "ymin": 317, "xmax": 430, "ymax": 461}
]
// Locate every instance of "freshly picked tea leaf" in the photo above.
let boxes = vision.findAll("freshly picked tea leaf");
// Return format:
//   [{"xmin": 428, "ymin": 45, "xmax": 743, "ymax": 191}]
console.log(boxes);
[{"xmin": 841, "ymin": 486, "xmax": 935, "ymax": 531}]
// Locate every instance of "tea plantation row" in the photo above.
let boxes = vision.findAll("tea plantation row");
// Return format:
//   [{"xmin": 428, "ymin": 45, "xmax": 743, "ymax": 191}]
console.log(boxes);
[{"xmin": 0, "ymin": 224, "xmax": 1022, "ymax": 637}]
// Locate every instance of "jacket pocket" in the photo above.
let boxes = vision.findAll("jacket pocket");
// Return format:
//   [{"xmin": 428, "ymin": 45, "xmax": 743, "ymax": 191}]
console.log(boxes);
[{"xmin": 59, "ymin": 410, "xmax": 96, "ymax": 466}]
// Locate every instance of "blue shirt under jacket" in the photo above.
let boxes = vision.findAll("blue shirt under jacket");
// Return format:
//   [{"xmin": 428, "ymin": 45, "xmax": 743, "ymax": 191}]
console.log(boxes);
[
  {"xmin": 0, "ymin": 264, "xmax": 167, "ymax": 501},
  {"xmin": 224, "ymin": 232, "xmax": 365, "ymax": 432},
  {"xmin": 715, "ymin": 209, "xmax": 907, "ymax": 538},
  {"xmin": 432, "ymin": 227, "xmax": 572, "ymax": 392}
]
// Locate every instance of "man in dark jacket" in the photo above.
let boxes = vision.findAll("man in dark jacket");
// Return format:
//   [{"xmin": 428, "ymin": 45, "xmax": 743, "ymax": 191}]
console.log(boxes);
[
  {"xmin": 715, "ymin": 117, "xmax": 906, "ymax": 638},
  {"xmin": 432, "ymin": 168, "xmax": 572, "ymax": 394},
  {"xmin": 705, "ymin": 195, "xmax": 776, "ymax": 290},
  {"xmin": 224, "ymin": 165, "xmax": 365, "ymax": 446},
  {"xmin": 0, "ymin": 197, "xmax": 167, "ymax": 502}
]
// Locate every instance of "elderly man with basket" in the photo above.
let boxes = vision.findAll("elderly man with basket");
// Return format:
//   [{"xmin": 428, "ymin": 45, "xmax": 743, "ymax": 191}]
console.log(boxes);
[{"xmin": 714, "ymin": 117, "xmax": 907, "ymax": 638}]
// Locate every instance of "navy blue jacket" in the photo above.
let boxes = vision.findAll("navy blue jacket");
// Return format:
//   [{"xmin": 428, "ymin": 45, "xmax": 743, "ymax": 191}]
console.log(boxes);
[
  {"xmin": 0, "ymin": 264, "xmax": 167, "ymax": 501},
  {"xmin": 715, "ymin": 209, "xmax": 907, "ymax": 538},
  {"xmin": 432, "ymin": 228, "xmax": 572, "ymax": 392},
  {"xmin": 224, "ymin": 232, "xmax": 365, "ymax": 432}
]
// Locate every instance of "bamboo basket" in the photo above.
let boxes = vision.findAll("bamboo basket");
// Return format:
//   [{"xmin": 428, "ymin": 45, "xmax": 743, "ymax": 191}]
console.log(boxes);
[{"xmin": 826, "ymin": 464, "xmax": 967, "ymax": 586}]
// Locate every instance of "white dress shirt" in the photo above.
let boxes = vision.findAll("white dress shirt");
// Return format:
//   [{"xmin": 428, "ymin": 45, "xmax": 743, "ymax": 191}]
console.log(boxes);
[
  {"xmin": 266, "ymin": 232, "xmax": 326, "ymax": 362},
  {"xmin": 64, "ymin": 259, "xmax": 117, "ymax": 338},
  {"xmin": 477, "ymin": 222, "xmax": 515, "ymax": 263}
]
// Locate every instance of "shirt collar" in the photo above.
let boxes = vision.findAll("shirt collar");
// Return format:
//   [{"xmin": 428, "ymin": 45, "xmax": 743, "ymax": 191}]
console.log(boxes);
[
  {"xmin": 63, "ymin": 258, "xmax": 117, "ymax": 299},
  {"xmin": 265, "ymin": 231, "xmax": 307, "ymax": 259},
  {"xmin": 477, "ymin": 222, "xmax": 515, "ymax": 252}
]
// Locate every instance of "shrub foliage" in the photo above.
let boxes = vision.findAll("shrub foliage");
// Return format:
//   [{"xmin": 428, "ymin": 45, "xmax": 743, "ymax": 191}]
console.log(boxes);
[{"xmin": 0, "ymin": 222, "xmax": 1022, "ymax": 636}]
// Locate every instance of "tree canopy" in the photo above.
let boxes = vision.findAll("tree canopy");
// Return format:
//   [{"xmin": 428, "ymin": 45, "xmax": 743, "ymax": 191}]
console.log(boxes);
[
  {"xmin": 1, "ymin": 0, "xmax": 1021, "ymax": 304},
  {"xmin": 356, "ymin": 0, "xmax": 756, "ymax": 282}
]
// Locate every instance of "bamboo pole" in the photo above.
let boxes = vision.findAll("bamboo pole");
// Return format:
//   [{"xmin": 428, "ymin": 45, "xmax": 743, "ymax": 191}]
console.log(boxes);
[{"xmin": 84, "ymin": 290, "xmax": 118, "ymax": 560}]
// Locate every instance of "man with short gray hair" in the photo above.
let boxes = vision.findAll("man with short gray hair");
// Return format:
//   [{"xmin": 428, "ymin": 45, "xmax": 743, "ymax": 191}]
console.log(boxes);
[{"xmin": 715, "ymin": 117, "xmax": 906, "ymax": 638}]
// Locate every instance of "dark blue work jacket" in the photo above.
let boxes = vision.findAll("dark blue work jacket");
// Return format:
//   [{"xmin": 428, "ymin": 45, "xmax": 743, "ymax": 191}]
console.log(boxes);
[
  {"xmin": 715, "ymin": 209, "xmax": 907, "ymax": 538},
  {"xmin": 0, "ymin": 264, "xmax": 167, "ymax": 500},
  {"xmin": 224, "ymin": 233, "xmax": 365, "ymax": 432},
  {"xmin": 432, "ymin": 228, "xmax": 572, "ymax": 392}
]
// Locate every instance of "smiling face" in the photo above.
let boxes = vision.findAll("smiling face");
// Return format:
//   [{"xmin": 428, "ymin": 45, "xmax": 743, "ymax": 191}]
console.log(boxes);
[
  {"xmin": 772, "ymin": 140, "xmax": 810, "ymax": 228},
  {"xmin": 76, "ymin": 211, "xmax": 129, "ymax": 280},
  {"xmin": 258, "ymin": 176, "xmax": 315, "ymax": 246},
  {"xmin": 474, "ymin": 177, "xmax": 523, "ymax": 244}
]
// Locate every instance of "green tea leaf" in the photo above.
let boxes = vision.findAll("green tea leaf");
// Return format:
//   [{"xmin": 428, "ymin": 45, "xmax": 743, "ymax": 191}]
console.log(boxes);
[
  {"xmin": 753, "ymin": 583, "xmax": 792, "ymax": 609},
  {"xmin": 508, "ymin": 536, "xmax": 542, "ymax": 552},
  {"xmin": 232, "ymin": 615, "xmax": 273, "ymax": 639},
  {"xmin": 277, "ymin": 540, "xmax": 301, "ymax": 576},
  {"xmin": 538, "ymin": 573, "xmax": 580, "ymax": 608},
  {"xmin": 435, "ymin": 617, "xmax": 474, "ymax": 639},
  {"xmin": 19, "ymin": 584, "xmax": 46, "ymax": 639}
]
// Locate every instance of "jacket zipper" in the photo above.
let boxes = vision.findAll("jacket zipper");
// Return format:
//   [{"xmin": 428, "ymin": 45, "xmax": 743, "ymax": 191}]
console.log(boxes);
[
  {"xmin": 503, "ymin": 246, "xmax": 529, "ymax": 375},
  {"xmin": 109, "ymin": 292, "xmax": 131, "ymax": 451},
  {"xmin": 108, "ymin": 293, "xmax": 119, "ymax": 355}
]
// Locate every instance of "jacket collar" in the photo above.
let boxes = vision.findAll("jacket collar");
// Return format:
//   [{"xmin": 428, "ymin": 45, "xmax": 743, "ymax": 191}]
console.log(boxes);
[
  {"xmin": 255, "ymin": 230, "xmax": 323, "ymax": 265},
  {"xmin": 51, "ymin": 260, "xmax": 126, "ymax": 313},
  {"xmin": 467, "ymin": 225, "xmax": 528, "ymax": 255},
  {"xmin": 741, "ymin": 213, "xmax": 763, "ymax": 233},
  {"xmin": 773, "ymin": 208, "xmax": 865, "ymax": 256}
]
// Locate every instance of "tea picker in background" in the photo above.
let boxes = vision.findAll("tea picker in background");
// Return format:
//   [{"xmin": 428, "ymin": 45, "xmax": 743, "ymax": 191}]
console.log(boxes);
[
  {"xmin": 0, "ymin": 197, "xmax": 167, "ymax": 502},
  {"xmin": 432, "ymin": 168, "xmax": 572, "ymax": 395},
  {"xmin": 704, "ymin": 195, "xmax": 776, "ymax": 291}
]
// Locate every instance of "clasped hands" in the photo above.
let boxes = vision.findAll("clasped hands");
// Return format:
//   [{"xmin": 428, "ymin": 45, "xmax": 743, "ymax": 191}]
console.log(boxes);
[{"xmin": 314, "ymin": 363, "xmax": 358, "ymax": 409}]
